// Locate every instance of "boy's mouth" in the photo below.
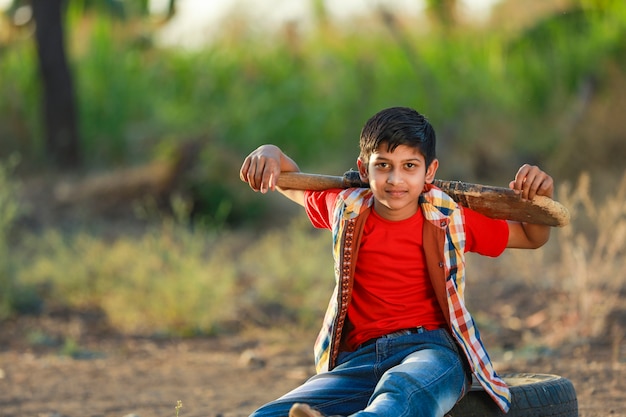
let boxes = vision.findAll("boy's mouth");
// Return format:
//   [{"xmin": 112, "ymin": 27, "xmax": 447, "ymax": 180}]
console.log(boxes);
[{"xmin": 385, "ymin": 189, "xmax": 408, "ymax": 198}]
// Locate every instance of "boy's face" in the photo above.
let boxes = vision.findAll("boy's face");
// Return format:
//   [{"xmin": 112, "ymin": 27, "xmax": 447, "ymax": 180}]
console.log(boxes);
[{"xmin": 357, "ymin": 142, "xmax": 438, "ymax": 221}]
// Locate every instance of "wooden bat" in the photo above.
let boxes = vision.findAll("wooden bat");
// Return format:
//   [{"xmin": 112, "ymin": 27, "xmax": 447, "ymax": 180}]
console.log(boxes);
[{"xmin": 277, "ymin": 171, "xmax": 570, "ymax": 227}]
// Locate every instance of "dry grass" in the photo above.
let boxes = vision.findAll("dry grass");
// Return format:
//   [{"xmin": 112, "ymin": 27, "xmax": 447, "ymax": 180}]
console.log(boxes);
[
  {"xmin": 468, "ymin": 170, "xmax": 626, "ymax": 360},
  {"xmin": 5, "ymin": 161, "xmax": 626, "ymax": 358},
  {"xmin": 17, "ymin": 223, "xmax": 241, "ymax": 336},
  {"xmin": 555, "ymin": 171, "xmax": 626, "ymax": 349}
]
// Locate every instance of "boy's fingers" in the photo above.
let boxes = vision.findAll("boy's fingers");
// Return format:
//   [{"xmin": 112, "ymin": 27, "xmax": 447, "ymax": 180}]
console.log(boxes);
[
  {"xmin": 511, "ymin": 165, "xmax": 534, "ymax": 200},
  {"xmin": 525, "ymin": 177, "xmax": 541, "ymax": 200},
  {"xmin": 253, "ymin": 161, "xmax": 269, "ymax": 192},
  {"xmin": 244, "ymin": 158, "xmax": 264, "ymax": 192},
  {"xmin": 260, "ymin": 160, "xmax": 279, "ymax": 193},
  {"xmin": 239, "ymin": 158, "xmax": 252, "ymax": 183},
  {"xmin": 525, "ymin": 170, "xmax": 553, "ymax": 200},
  {"xmin": 248, "ymin": 158, "xmax": 279, "ymax": 194},
  {"xmin": 535, "ymin": 175, "xmax": 554, "ymax": 199},
  {"xmin": 508, "ymin": 180, "xmax": 516, "ymax": 191},
  {"xmin": 510, "ymin": 164, "xmax": 554, "ymax": 200},
  {"xmin": 513, "ymin": 164, "xmax": 533, "ymax": 192},
  {"xmin": 260, "ymin": 164, "xmax": 272, "ymax": 193}
]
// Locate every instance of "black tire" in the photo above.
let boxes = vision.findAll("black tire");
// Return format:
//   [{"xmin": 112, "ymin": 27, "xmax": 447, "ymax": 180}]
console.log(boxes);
[{"xmin": 449, "ymin": 373, "xmax": 578, "ymax": 417}]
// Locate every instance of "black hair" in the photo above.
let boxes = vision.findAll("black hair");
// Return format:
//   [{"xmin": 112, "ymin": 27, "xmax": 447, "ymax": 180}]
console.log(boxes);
[{"xmin": 359, "ymin": 107, "xmax": 436, "ymax": 168}]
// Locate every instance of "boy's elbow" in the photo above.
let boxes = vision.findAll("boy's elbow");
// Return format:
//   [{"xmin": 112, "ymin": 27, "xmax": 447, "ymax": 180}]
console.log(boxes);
[
  {"xmin": 507, "ymin": 222, "xmax": 551, "ymax": 249},
  {"xmin": 527, "ymin": 228, "xmax": 551, "ymax": 249},
  {"xmin": 529, "ymin": 237, "xmax": 549, "ymax": 249}
]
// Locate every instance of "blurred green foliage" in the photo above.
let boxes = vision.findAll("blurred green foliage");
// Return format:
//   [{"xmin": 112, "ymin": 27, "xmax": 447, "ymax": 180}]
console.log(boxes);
[
  {"xmin": 1, "ymin": 1, "xmax": 626, "ymax": 337},
  {"xmin": 1, "ymin": 1, "xmax": 624, "ymax": 180},
  {"xmin": 0, "ymin": 156, "xmax": 40, "ymax": 319}
]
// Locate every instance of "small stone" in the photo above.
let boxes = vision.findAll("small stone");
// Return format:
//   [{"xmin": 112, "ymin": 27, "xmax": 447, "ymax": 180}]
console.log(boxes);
[{"xmin": 239, "ymin": 349, "xmax": 266, "ymax": 368}]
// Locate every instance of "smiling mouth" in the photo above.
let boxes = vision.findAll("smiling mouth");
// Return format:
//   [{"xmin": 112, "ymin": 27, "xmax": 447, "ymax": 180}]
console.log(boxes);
[{"xmin": 386, "ymin": 189, "xmax": 408, "ymax": 198}]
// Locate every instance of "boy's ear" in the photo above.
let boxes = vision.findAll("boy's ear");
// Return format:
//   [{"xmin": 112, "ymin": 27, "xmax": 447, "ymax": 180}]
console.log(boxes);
[
  {"xmin": 357, "ymin": 158, "xmax": 369, "ymax": 182},
  {"xmin": 425, "ymin": 159, "xmax": 439, "ymax": 183}
]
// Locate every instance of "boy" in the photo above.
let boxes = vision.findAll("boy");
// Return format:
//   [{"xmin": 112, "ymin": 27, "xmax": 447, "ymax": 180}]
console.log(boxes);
[{"xmin": 239, "ymin": 107, "xmax": 554, "ymax": 417}]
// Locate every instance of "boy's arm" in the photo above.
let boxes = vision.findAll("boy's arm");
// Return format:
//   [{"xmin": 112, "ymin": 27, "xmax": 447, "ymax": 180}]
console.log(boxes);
[
  {"xmin": 506, "ymin": 164, "xmax": 554, "ymax": 249},
  {"xmin": 239, "ymin": 144, "xmax": 306, "ymax": 206}
]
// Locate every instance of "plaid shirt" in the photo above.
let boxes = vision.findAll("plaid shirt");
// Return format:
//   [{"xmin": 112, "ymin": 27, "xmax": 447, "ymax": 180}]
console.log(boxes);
[{"xmin": 311, "ymin": 185, "xmax": 512, "ymax": 412}]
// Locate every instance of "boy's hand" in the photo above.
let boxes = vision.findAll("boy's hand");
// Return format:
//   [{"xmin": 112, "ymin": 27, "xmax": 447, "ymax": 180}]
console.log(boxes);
[
  {"xmin": 240, "ymin": 145, "xmax": 282, "ymax": 193},
  {"xmin": 240, "ymin": 145, "xmax": 300, "ymax": 194},
  {"xmin": 509, "ymin": 164, "xmax": 554, "ymax": 201},
  {"xmin": 506, "ymin": 164, "xmax": 555, "ymax": 248}
]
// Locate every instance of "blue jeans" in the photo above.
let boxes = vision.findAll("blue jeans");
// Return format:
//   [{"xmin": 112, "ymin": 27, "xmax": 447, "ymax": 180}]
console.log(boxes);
[{"xmin": 249, "ymin": 328, "xmax": 471, "ymax": 417}]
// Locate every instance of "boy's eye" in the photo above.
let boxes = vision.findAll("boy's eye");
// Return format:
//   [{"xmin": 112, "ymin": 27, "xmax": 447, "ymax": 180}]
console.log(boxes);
[{"xmin": 405, "ymin": 163, "xmax": 415, "ymax": 168}]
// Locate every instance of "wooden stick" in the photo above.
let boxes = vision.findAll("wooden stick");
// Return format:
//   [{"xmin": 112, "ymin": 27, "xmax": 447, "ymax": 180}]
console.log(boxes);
[{"xmin": 276, "ymin": 171, "xmax": 570, "ymax": 227}]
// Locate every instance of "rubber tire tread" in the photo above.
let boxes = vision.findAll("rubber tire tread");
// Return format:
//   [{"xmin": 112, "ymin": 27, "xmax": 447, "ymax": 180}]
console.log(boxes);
[{"xmin": 449, "ymin": 373, "xmax": 578, "ymax": 417}]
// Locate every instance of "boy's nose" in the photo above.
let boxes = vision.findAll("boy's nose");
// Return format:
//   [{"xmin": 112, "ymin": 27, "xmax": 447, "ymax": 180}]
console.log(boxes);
[{"xmin": 386, "ymin": 170, "xmax": 402, "ymax": 184}]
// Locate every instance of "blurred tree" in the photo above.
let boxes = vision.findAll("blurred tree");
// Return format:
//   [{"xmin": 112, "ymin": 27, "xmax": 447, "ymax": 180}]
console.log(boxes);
[
  {"xmin": 425, "ymin": 0, "xmax": 457, "ymax": 27},
  {"xmin": 310, "ymin": 0, "xmax": 328, "ymax": 26},
  {"xmin": 4, "ymin": 0, "xmax": 179, "ymax": 169},
  {"xmin": 31, "ymin": 0, "xmax": 81, "ymax": 168},
  {"xmin": 165, "ymin": 0, "xmax": 176, "ymax": 20}
]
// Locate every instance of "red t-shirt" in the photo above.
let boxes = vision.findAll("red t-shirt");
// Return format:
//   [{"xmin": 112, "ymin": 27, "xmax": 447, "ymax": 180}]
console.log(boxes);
[{"xmin": 304, "ymin": 189, "xmax": 509, "ymax": 351}]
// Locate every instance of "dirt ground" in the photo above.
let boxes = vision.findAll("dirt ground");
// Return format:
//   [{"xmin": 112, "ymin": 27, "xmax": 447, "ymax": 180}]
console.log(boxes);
[{"xmin": 0, "ymin": 313, "xmax": 624, "ymax": 417}]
